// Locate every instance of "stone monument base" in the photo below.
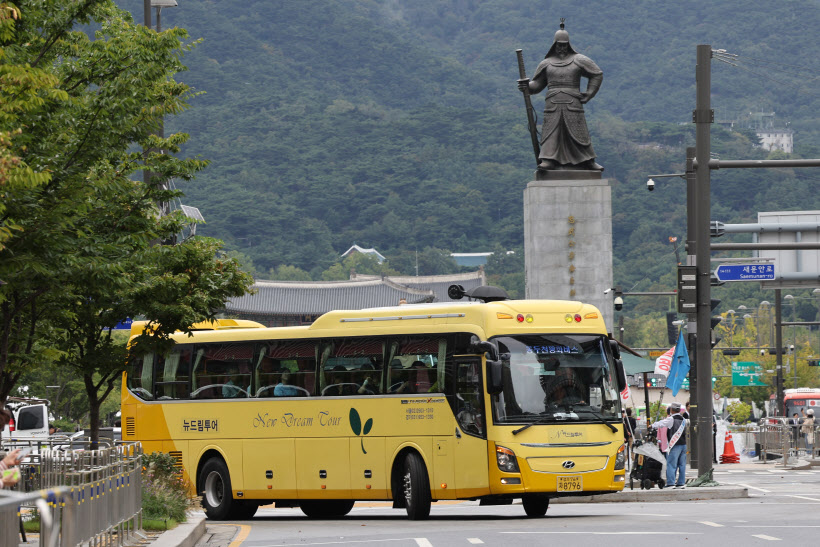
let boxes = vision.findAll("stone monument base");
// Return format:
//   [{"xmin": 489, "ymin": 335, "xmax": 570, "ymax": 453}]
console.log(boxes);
[{"xmin": 524, "ymin": 176, "xmax": 614, "ymax": 332}]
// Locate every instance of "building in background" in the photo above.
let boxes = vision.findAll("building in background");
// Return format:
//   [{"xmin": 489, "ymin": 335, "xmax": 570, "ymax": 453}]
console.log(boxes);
[{"xmin": 223, "ymin": 270, "xmax": 486, "ymax": 326}]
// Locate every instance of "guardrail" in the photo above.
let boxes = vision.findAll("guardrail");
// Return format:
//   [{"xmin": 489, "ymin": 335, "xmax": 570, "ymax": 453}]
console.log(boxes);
[
  {"xmin": 757, "ymin": 420, "xmax": 817, "ymax": 465},
  {"xmin": 0, "ymin": 441, "xmax": 144, "ymax": 546}
]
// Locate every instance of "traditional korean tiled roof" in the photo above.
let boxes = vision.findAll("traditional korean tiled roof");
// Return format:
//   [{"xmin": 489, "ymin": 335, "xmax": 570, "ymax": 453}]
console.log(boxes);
[
  {"xmin": 351, "ymin": 271, "xmax": 487, "ymax": 303},
  {"xmin": 224, "ymin": 271, "xmax": 486, "ymax": 316}
]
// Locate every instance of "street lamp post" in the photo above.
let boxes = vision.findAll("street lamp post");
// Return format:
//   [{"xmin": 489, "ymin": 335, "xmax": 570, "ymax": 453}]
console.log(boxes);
[{"xmin": 142, "ymin": 0, "xmax": 178, "ymax": 218}]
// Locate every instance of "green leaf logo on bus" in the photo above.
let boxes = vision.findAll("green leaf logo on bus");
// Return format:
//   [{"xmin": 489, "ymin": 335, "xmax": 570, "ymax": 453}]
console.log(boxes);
[{"xmin": 349, "ymin": 408, "xmax": 373, "ymax": 454}]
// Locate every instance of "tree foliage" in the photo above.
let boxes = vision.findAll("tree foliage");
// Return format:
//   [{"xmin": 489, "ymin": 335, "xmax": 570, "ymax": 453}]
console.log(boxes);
[{"xmin": 0, "ymin": 0, "xmax": 254, "ymax": 443}]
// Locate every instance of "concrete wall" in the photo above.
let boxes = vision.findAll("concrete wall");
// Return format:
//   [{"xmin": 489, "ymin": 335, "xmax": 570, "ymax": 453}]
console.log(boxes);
[{"xmin": 524, "ymin": 177, "xmax": 614, "ymax": 331}]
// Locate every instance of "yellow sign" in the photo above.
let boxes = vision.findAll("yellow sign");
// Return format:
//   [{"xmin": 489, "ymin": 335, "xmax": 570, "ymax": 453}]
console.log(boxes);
[{"xmin": 649, "ymin": 350, "xmax": 665, "ymax": 358}]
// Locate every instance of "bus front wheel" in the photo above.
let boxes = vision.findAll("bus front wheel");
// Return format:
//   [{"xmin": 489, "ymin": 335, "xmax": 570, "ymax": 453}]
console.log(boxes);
[
  {"xmin": 402, "ymin": 452, "xmax": 431, "ymax": 520},
  {"xmin": 299, "ymin": 500, "xmax": 355, "ymax": 518},
  {"xmin": 200, "ymin": 458, "xmax": 234, "ymax": 520},
  {"xmin": 521, "ymin": 494, "xmax": 550, "ymax": 517}
]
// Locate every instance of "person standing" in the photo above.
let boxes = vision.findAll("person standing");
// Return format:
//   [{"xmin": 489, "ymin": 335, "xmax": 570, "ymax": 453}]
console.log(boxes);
[
  {"xmin": 658, "ymin": 406, "xmax": 671, "ymax": 457},
  {"xmin": 622, "ymin": 408, "xmax": 637, "ymax": 468},
  {"xmin": 652, "ymin": 402, "xmax": 688, "ymax": 488},
  {"xmin": 802, "ymin": 409, "xmax": 815, "ymax": 457}
]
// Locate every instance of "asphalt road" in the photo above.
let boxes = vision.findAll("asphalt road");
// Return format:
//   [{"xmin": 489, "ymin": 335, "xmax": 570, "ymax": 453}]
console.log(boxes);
[{"xmin": 195, "ymin": 464, "xmax": 820, "ymax": 546}]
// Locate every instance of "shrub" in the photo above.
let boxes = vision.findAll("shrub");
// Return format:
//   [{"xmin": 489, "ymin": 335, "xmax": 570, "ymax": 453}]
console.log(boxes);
[{"xmin": 141, "ymin": 452, "xmax": 192, "ymax": 522}]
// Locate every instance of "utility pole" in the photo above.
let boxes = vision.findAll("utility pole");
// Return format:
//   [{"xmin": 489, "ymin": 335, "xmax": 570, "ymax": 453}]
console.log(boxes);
[
  {"xmin": 685, "ymin": 146, "xmax": 700, "ymax": 469},
  {"xmin": 688, "ymin": 45, "xmax": 820, "ymax": 478},
  {"xmin": 694, "ymin": 44, "xmax": 714, "ymax": 479}
]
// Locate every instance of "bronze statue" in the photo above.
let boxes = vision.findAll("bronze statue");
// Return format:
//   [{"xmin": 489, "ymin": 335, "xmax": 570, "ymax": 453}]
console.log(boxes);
[{"xmin": 518, "ymin": 20, "xmax": 603, "ymax": 171}]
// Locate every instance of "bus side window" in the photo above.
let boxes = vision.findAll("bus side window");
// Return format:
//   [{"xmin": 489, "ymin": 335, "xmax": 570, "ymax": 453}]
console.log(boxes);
[
  {"xmin": 128, "ymin": 353, "xmax": 155, "ymax": 400},
  {"xmin": 322, "ymin": 339, "xmax": 385, "ymax": 396},
  {"xmin": 387, "ymin": 337, "xmax": 448, "ymax": 394},
  {"xmin": 154, "ymin": 346, "xmax": 192, "ymax": 400},
  {"xmin": 256, "ymin": 340, "xmax": 318, "ymax": 397},
  {"xmin": 191, "ymin": 343, "xmax": 254, "ymax": 399}
]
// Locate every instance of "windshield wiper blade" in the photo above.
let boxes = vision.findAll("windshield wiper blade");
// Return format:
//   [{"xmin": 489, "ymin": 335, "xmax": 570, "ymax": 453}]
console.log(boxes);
[{"xmin": 512, "ymin": 415, "xmax": 556, "ymax": 435}]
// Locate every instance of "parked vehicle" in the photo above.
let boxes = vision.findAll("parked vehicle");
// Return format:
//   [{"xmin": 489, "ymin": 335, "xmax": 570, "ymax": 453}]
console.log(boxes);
[{"xmin": 1, "ymin": 397, "xmax": 50, "ymax": 442}]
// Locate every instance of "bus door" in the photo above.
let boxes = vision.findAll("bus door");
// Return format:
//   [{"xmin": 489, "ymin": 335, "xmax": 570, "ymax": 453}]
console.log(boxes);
[{"xmin": 453, "ymin": 357, "xmax": 490, "ymax": 498}]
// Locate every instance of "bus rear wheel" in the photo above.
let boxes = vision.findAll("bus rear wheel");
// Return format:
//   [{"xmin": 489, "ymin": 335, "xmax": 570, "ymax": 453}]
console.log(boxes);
[
  {"xmin": 200, "ymin": 457, "xmax": 234, "ymax": 520},
  {"xmin": 402, "ymin": 452, "xmax": 431, "ymax": 520},
  {"xmin": 521, "ymin": 494, "xmax": 550, "ymax": 517},
  {"xmin": 299, "ymin": 500, "xmax": 355, "ymax": 518}
]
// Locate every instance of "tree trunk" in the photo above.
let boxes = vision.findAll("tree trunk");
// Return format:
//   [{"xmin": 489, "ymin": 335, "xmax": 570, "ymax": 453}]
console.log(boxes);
[{"xmin": 84, "ymin": 374, "xmax": 100, "ymax": 450}]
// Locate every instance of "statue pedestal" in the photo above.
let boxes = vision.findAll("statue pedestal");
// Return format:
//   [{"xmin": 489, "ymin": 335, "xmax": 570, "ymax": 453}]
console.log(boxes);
[{"xmin": 524, "ymin": 176, "xmax": 614, "ymax": 332}]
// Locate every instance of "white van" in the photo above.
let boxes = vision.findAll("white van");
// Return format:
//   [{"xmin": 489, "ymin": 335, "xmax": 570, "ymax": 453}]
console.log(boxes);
[{"xmin": 1, "ymin": 399, "xmax": 50, "ymax": 441}]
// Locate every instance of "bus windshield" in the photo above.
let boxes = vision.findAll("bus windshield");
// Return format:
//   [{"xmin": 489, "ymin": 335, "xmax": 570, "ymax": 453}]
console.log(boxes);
[{"xmin": 491, "ymin": 334, "xmax": 620, "ymax": 424}]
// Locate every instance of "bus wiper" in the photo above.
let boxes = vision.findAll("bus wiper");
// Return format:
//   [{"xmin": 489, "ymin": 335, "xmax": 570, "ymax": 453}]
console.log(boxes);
[
  {"xmin": 575, "ymin": 407, "xmax": 617, "ymax": 433},
  {"xmin": 512, "ymin": 415, "xmax": 557, "ymax": 435}
]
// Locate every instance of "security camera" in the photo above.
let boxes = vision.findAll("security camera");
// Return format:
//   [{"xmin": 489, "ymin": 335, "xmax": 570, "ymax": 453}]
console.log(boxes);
[
  {"xmin": 760, "ymin": 349, "xmax": 766, "ymax": 356},
  {"xmin": 647, "ymin": 178, "xmax": 655, "ymax": 191},
  {"xmin": 789, "ymin": 345, "xmax": 795, "ymax": 351},
  {"xmin": 614, "ymin": 296, "xmax": 624, "ymax": 311}
]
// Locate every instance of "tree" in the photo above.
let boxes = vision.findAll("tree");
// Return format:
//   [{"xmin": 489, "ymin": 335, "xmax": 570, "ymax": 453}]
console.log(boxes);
[
  {"xmin": 0, "ymin": 1, "xmax": 254, "ymax": 446},
  {"xmin": 727, "ymin": 400, "xmax": 752, "ymax": 424}
]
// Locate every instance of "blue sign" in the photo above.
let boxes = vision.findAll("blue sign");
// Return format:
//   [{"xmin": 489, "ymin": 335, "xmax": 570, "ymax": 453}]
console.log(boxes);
[
  {"xmin": 109, "ymin": 318, "xmax": 133, "ymax": 330},
  {"xmin": 715, "ymin": 264, "xmax": 775, "ymax": 282}
]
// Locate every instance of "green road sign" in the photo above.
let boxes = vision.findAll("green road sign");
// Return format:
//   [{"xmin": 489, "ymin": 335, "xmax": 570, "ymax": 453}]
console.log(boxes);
[{"xmin": 731, "ymin": 361, "xmax": 767, "ymax": 387}]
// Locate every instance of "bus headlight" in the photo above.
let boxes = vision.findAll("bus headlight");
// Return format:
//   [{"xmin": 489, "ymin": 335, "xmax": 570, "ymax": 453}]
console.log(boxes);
[
  {"xmin": 614, "ymin": 444, "xmax": 626, "ymax": 470},
  {"xmin": 496, "ymin": 445, "xmax": 520, "ymax": 473}
]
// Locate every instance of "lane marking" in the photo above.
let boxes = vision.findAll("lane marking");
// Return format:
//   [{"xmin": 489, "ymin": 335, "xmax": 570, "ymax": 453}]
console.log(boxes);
[
  {"xmin": 414, "ymin": 539, "xmax": 434, "ymax": 547},
  {"xmin": 467, "ymin": 540, "xmax": 484, "ymax": 545},
  {"xmin": 228, "ymin": 524, "xmax": 252, "ymax": 547},
  {"xmin": 788, "ymin": 495, "xmax": 820, "ymax": 501},
  {"xmin": 735, "ymin": 525, "xmax": 820, "ymax": 528},
  {"xmin": 275, "ymin": 539, "xmax": 424, "ymax": 546},
  {"xmin": 502, "ymin": 532, "xmax": 701, "ymax": 535},
  {"xmin": 751, "ymin": 535, "xmax": 781, "ymax": 541},
  {"xmin": 733, "ymin": 483, "xmax": 771, "ymax": 493},
  {"xmin": 699, "ymin": 521, "xmax": 724, "ymax": 527}
]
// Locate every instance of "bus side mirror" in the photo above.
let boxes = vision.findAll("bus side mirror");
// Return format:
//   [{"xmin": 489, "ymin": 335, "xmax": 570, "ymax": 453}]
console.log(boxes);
[
  {"xmin": 486, "ymin": 360, "xmax": 503, "ymax": 395},
  {"xmin": 470, "ymin": 339, "xmax": 499, "ymax": 361},
  {"xmin": 609, "ymin": 339, "xmax": 621, "ymax": 360},
  {"xmin": 614, "ymin": 358, "xmax": 627, "ymax": 393}
]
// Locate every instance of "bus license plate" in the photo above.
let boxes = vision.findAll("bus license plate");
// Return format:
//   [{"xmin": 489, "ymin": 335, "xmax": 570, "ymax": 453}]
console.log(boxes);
[{"xmin": 557, "ymin": 475, "xmax": 582, "ymax": 492}]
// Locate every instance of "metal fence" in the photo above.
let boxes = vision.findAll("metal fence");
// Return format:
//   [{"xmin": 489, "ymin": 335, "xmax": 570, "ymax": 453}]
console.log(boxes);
[
  {"xmin": 756, "ymin": 419, "xmax": 818, "ymax": 465},
  {"xmin": 0, "ymin": 441, "xmax": 144, "ymax": 546}
]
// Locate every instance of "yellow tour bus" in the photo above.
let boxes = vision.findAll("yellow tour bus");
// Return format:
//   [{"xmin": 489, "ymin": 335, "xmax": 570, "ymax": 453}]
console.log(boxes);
[{"xmin": 121, "ymin": 286, "xmax": 628, "ymax": 520}]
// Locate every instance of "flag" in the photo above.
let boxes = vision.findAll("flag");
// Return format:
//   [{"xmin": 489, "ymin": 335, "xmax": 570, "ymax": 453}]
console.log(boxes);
[
  {"xmin": 620, "ymin": 384, "xmax": 631, "ymax": 403},
  {"xmin": 665, "ymin": 330, "xmax": 691, "ymax": 396},
  {"xmin": 654, "ymin": 345, "xmax": 675, "ymax": 377}
]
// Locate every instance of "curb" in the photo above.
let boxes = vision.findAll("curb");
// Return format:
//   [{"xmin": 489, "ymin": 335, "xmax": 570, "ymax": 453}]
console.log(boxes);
[
  {"xmin": 551, "ymin": 485, "xmax": 748, "ymax": 504},
  {"xmin": 149, "ymin": 516, "xmax": 206, "ymax": 547}
]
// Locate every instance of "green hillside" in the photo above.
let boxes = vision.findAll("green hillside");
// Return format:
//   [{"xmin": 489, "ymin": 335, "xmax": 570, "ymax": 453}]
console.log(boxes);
[{"xmin": 117, "ymin": 0, "xmax": 820, "ymax": 298}]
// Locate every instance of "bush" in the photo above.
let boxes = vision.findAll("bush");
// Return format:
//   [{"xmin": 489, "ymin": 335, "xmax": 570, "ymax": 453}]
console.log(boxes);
[{"xmin": 142, "ymin": 452, "xmax": 192, "ymax": 522}]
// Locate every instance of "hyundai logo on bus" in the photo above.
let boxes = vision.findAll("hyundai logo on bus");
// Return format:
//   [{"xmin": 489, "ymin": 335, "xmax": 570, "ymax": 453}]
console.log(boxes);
[{"xmin": 562, "ymin": 461, "xmax": 576, "ymax": 469}]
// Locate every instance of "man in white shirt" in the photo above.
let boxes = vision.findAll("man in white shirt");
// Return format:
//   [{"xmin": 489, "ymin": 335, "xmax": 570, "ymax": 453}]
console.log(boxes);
[{"xmin": 652, "ymin": 401, "xmax": 687, "ymax": 488}]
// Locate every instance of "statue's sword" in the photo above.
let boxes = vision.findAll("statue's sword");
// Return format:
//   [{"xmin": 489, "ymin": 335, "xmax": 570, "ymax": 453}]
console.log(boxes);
[{"xmin": 516, "ymin": 49, "xmax": 540, "ymax": 165}]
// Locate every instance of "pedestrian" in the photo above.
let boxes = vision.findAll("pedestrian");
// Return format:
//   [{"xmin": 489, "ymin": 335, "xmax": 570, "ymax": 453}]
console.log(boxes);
[
  {"xmin": 652, "ymin": 401, "xmax": 688, "ymax": 488},
  {"xmin": 802, "ymin": 409, "xmax": 815, "ymax": 457},
  {"xmin": 682, "ymin": 401, "xmax": 691, "ymax": 420},
  {"xmin": 623, "ymin": 408, "xmax": 637, "ymax": 468},
  {"xmin": 791, "ymin": 413, "xmax": 800, "ymax": 447},
  {"xmin": 658, "ymin": 406, "xmax": 671, "ymax": 457}
]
